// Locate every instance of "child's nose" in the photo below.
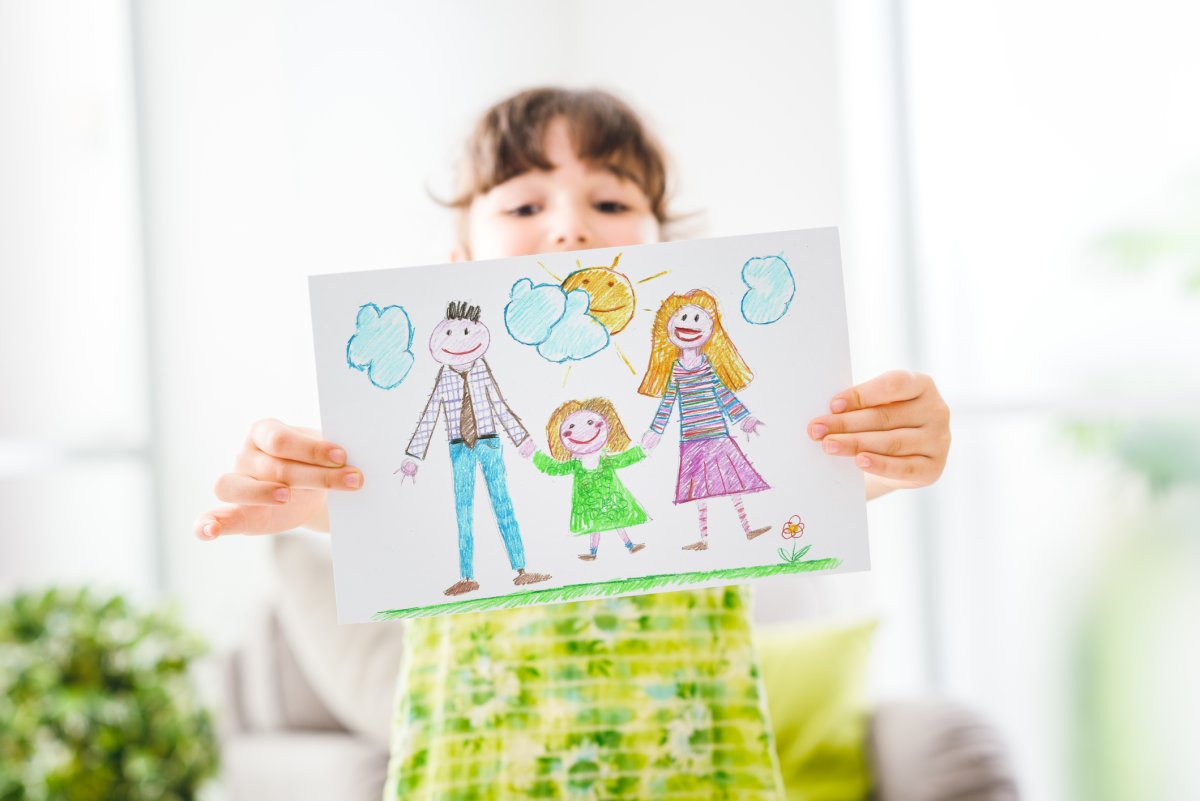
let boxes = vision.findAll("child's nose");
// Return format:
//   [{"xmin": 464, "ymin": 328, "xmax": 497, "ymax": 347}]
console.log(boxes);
[{"xmin": 549, "ymin": 211, "xmax": 592, "ymax": 249}]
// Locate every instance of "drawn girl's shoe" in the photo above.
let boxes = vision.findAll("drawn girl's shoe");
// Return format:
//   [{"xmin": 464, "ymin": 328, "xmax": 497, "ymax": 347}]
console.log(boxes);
[
  {"xmin": 444, "ymin": 579, "xmax": 479, "ymax": 596},
  {"xmin": 514, "ymin": 569, "xmax": 552, "ymax": 585},
  {"xmin": 682, "ymin": 540, "xmax": 708, "ymax": 551},
  {"xmin": 628, "ymin": 543, "xmax": 646, "ymax": 554},
  {"xmin": 578, "ymin": 554, "xmax": 597, "ymax": 561},
  {"xmin": 746, "ymin": 526, "xmax": 771, "ymax": 541}
]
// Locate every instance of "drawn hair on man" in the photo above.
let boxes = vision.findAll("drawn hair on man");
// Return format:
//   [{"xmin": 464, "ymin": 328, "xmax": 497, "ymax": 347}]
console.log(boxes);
[{"xmin": 446, "ymin": 301, "xmax": 481, "ymax": 322}]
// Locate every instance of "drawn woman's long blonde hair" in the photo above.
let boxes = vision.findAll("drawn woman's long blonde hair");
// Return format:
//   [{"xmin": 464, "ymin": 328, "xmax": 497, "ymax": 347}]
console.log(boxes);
[
  {"xmin": 546, "ymin": 397, "xmax": 634, "ymax": 462},
  {"xmin": 637, "ymin": 289, "xmax": 752, "ymax": 397}
]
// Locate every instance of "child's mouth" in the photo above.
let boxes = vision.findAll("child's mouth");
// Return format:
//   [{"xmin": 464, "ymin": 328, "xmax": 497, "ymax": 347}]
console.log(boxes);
[
  {"xmin": 566, "ymin": 429, "xmax": 601, "ymax": 445},
  {"xmin": 673, "ymin": 327, "xmax": 703, "ymax": 342},
  {"xmin": 442, "ymin": 343, "xmax": 482, "ymax": 356}
]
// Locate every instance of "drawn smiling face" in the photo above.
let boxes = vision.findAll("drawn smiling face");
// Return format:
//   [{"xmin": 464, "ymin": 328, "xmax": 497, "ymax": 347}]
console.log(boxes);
[
  {"xmin": 559, "ymin": 409, "xmax": 609, "ymax": 456},
  {"xmin": 561, "ymin": 267, "xmax": 636, "ymax": 335},
  {"xmin": 666, "ymin": 304, "xmax": 714, "ymax": 349},
  {"xmin": 429, "ymin": 317, "xmax": 491, "ymax": 367}
]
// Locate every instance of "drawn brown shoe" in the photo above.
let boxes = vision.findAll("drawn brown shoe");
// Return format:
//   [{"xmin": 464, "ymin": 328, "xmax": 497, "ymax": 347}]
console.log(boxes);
[
  {"xmin": 682, "ymin": 540, "xmax": 708, "ymax": 551},
  {"xmin": 514, "ymin": 569, "xmax": 551, "ymax": 585},
  {"xmin": 444, "ymin": 579, "xmax": 479, "ymax": 596},
  {"xmin": 628, "ymin": 543, "xmax": 646, "ymax": 554},
  {"xmin": 746, "ymin": 526, "xmax": 771, "ymax": 541},
  {"xmin": 578, "ymin": 554, "xmax": 597, "ymax": 561}
]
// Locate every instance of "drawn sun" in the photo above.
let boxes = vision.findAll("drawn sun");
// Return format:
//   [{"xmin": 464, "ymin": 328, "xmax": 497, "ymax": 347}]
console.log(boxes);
[{"xmin": 538, "ymin": 253, "xmax": 670, "ymax": 376}]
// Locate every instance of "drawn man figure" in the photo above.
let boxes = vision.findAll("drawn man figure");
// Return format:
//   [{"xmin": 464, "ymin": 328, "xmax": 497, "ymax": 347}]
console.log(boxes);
[{"xmin": 398, "ymin": 301, "xmax": 551, "ymax": 596}]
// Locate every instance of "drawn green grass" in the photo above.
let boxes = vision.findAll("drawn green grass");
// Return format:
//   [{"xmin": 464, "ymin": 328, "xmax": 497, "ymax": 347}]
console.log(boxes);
[{"xmin": 373, "ymin": 557, "xmax": 842, "ymax": 619}]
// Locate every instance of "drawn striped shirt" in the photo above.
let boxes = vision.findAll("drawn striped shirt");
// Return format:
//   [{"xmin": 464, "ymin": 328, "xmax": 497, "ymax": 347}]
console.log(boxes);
[
  {"xmin": 405, "ymin": 358, "xmax": 529, "ymax": 459},
  {"xmin": 649, "ymin": 356, "xmax": 749, "ymax": 441}
]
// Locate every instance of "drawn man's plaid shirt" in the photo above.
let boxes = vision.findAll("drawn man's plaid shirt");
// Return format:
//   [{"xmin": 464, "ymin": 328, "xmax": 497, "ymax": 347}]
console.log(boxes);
[{"xmin": 405, "ymin": 358, "xmax": 530, "ymax": 459}]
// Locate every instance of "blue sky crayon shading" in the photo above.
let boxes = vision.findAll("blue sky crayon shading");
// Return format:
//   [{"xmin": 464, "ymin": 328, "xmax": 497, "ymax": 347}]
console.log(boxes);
[
  {"xmin": 740, "ymin": 254, "xmax": 795, "ymax": 325},
  {"xmin": 346, "ymin": 303, "xmax": 415, "ymax": 389},
  {"xmin": 504, "ymin": 277, "xmax": 610, "ymax": 362}
]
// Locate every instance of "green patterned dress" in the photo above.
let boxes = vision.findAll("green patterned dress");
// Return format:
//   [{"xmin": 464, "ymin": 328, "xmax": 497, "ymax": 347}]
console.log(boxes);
[{"xmin": 384, "ymin": 586, "xmax": 785, "ymax": 800}]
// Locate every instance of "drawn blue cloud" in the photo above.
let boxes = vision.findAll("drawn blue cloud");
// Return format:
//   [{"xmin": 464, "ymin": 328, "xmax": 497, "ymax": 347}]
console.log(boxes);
[
  {"xmin": 346, "ymin": 303, "xmax": 414, "ymax": 389},
  {"xmin": 504, "ymin": 278, "xmax": 566, "ymax": 345},
  {"xmin": 538, "ymin": 289, "xmax": 610, "ymax": 362},
  {"xmin": 740, "ymin": 254, "xmax": 795, "ymax": 325}
]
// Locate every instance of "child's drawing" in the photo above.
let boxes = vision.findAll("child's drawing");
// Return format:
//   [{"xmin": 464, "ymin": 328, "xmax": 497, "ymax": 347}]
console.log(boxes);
[
  {"xmin": 346, "ymin": 303, "xmax": 415, "ymax": 389},
  {"xmin": 639, "ymin": 289, "xmax": 772, "ymax": 550},
  {"xmin": 778, "ymin": 515, "xmax": 811, "ymax": 564},
  {"xmin": 531, "ymin": 398, "xmax": 649, "ymax": 561},
  {"xmin": 506, "ymin": 253, "xmax": 670, "ymax": 377},
  {"xmin": 740, "ymin": 254, "xmax": 795, "ymax": 325},
  {"xmin": 397, "ymin": 301, "xmax": 552, "ymax": 596}
]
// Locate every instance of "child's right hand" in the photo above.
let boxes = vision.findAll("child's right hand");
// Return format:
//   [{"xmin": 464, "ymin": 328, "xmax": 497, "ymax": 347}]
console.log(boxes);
[{"xmin": 194, "ymin": 419, "xmax": 363, "ymax": 540}]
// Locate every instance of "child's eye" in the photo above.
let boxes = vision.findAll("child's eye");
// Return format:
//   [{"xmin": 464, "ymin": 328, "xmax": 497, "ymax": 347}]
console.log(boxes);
[
  {"xmin": 506, "ymin": 203, "xmax": 542, "ymax": 217},
  {"xmin": 595, "ymin": 201, "xmax": 629, "ymax": 214},
  {"xmin": 463, "ymin": 328, "xmax": 469, "ymax": 335},
  {"xmin": 586, "ymin": 419, "xmax": 594, "ymax": 426}
]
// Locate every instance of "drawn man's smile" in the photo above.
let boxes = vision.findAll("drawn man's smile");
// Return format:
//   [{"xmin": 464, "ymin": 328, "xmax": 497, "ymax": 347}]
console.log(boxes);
[
  {"xmin": 673, "ymin": 327, "xmax": 703, "ymax": 342},
  {"xmin": 442, "ymin": 343, "xmax": 482, "ymax": 356}
]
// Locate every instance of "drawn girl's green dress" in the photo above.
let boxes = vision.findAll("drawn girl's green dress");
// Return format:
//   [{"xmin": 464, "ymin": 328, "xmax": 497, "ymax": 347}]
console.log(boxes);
[
  {"xmin": 384, "ymin": 587, "xmax": 786, "ymax": 800},
  {"xmin": 531, "ymin": 446, "xmax": 649, "ymax": 535}
]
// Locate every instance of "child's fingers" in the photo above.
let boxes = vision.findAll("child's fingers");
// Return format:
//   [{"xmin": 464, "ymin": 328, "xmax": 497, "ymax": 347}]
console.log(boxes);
[
  {"xmin": 853, "ymin": 452, "xmax": 940, "ymax": 484},
  {"xmin": 248, "ymin": 418, "xmax": 346, "ymax": 467},
  {"xmin": 819, "ymin": 428, "xmax": 925, "ymax": 458},
  {"xmin": 234, "ymin": 451, "xmax": 363, "ymax": 490},
  {"xmin": 213, "ymin": 472, "xmax": 292, "ymax": 506},
  {"xmin": 829, "ymin": 370, "xmax": 929, "ymax": 413},
  {"xmin": 194, "ymin": 506, "xmax": 251, "ymax": 539},
  {"xmin": 808, "ymin": 401, "xmax": 923, "ymax": 438}
]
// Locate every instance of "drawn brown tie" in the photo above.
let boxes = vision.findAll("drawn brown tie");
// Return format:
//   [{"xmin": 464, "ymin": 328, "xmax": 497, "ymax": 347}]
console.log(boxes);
[{"xmin": 459, "ymin": 371, "xmax": 478, "ymax": 448}]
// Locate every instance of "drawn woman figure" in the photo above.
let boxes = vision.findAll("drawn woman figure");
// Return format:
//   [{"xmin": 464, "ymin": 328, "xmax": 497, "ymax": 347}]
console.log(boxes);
[
  {"xmin": 639, "ymin": 289, "xmax": 771, "ymax": 550},
  {"xmin": 533, "ymin": 397, "xmax": 649, "ymax": 561}
]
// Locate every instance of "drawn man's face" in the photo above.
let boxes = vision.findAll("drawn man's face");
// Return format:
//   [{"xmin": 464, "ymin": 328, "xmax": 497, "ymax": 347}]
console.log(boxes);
[
  {"xmin": 429, "ymin": 317, "xmax": 491, "ymax": 367},
  {"xmin": 559, "ymin": 410, "xmax": 609, "ymax": 456},
  {"xmin": 666, "ymin": 304, "xmax": 714, "ymax": 349}
]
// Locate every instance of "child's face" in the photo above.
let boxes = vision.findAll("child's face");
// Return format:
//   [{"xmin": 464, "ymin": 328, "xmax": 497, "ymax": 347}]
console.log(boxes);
[
  {"xmin": 428, "ymin": 317, "xmax": 491, "ymax": 367},
  {"xmin": 458, "ymin": 117, "xmax": 661, "ymax": 261},
  {"xmin": 559, "ymin": 409, "xmax": 609, "ymax": 456},
  {"xmin": 666, "ymin": 304, "xmax": 714, "ymax": 349}
]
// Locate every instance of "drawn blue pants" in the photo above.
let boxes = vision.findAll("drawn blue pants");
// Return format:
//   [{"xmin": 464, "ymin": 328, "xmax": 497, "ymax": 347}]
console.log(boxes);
[{"xmin": 449, "ymin": 438, "xmax": 525, "ymax": 579}]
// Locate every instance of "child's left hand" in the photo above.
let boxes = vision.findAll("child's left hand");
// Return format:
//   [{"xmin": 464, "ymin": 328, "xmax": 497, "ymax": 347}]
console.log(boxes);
[{"xmin": 806, "ymin": 370, "xmax": 950, "ymax": 497}]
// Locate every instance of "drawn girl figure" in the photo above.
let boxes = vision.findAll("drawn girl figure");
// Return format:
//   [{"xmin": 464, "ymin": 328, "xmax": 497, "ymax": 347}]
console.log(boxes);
[
  {"xmin": 638, "ymin": 289, "xmax": 771, "ymax": 550},
  {"xmin": 532, "ymin": 398, "xmax": 649, "ymax": 560}
]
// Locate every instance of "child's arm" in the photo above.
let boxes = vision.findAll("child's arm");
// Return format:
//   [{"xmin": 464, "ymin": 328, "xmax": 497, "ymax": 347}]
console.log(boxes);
[
  {"xmin": 806, "ymin": 370, "xmax": 951, "ymax": 500},
  {"xmin": 532, "ymin": 451, "xmax": 575, "ymax": 475},
  {"xmin": 606, "ymin": 445, "xmax": 646, "ymax": 470},
  {"xmin": 711, "ymin": 372, "xmax": 764, "ymax": 437},
  {"xmin": 641, "ymin": 377, "xmax": 679, "ymax": 450},
  {"xmin": 194, "ymin": 419, "xmax": 363, "ymax": 539}
]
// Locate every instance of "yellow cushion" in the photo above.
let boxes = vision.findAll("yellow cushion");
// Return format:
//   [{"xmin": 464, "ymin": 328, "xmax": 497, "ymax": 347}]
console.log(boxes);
[{"xmin": 754, "ymin": 619, "xmax": 877, "ymax": 801}]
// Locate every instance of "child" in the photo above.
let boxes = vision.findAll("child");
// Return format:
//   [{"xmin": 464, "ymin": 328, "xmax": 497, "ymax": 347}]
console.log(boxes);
[
  {"xmin": 639, "ymin": 289, "xmax": 771, "ymax": 550},
  {"xmin": 533, "ymin": 397, "xmax": 649, "ymax": 560},
  {"xmin": 196, "ymin": 88, "xmax": 952, "ymax": 800}
]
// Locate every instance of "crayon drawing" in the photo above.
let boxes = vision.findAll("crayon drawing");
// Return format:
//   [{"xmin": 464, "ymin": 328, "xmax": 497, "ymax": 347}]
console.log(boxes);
[{"xmin": 309, "ymin": 228, "xmax": 870, "ymax": 621}]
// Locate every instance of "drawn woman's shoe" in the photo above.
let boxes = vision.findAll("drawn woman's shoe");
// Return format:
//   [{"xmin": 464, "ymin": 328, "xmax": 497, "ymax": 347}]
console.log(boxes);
[
  {"xmin": 628, "ymin": 543, "xmax": 646, "ymax": 554},
  {"xmin": 682, "ymin": 540, "xmax": 708, "ymax": 551},
  {"xmin": 578, "ymin": 554, "xmax": 597, "ymax": 561},
  {"xmin": 444, "ymin": 579, "xmax": 479, "ymax": 596},
  {"xmin": 746, "ymin": 526, "xmax": 771, "ymax": 541},
  {"xmin": 513, "ymin": 568, "xmax": 552, "ymax": 585}
]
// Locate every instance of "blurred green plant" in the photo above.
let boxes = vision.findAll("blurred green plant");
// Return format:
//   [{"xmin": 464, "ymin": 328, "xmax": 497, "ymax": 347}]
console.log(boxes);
[
  {"xmin": 0, "ymin": 588, "xmax": 218, "ymax": 801},
  {"xmin": 1064, "ymin": 419, "xmax": 1200, "ymax": 495},
  {"xmin": 1090, "ymin": 185, "xmax": 1200, "ymax": 293}
]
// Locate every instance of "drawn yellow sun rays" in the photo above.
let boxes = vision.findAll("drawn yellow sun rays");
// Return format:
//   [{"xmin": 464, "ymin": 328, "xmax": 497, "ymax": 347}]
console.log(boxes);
[{"xmin": 538, "ymin": 253, "xmax": 670, "ymax": 378}]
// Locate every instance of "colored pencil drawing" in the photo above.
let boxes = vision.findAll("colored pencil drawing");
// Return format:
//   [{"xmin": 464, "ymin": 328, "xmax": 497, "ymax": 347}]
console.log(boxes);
[
  {"xmin": 638, "ymin": 290, "xmax": 771, "ymax": 550},
  {"xmin": 396, "ymin": 300, "xmax": 551, "ymax": 596},
  {"xmin": 740, "ymin": 254, "xmax": 795, "ymax": 325},
  {"xmin": 531, "ymin": 398, "xmax": 649, "ymax": 561},
  {"xmin": 346, "ymin": 303, "xmax": 415, "ymax": 389},
  {"xmin": 778, "ymin": 515, "xmax": 811, "ymax": 564}
]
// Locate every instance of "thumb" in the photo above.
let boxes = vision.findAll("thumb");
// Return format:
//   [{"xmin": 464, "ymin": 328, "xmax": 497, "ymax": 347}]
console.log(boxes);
[{"xmin": 195, "ymin": 506, "xmax": 250, "ymax": 540}]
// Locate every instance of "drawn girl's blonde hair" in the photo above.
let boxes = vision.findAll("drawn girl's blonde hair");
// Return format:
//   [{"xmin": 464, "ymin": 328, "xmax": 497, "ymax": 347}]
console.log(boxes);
[
  {"xmin": 546, "ymin": 397, "xmax": 633, "ymax": 462},
  {"xmin": 637, "ymin": 289, "xmax": 753, "ymax": 397}
]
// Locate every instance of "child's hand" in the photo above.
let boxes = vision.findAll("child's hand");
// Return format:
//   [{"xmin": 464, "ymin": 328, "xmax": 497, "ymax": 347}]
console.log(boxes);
[
  {"xmin": 806, "ymin": 370, "xmax": 950, "ymax": 496},
  {"xmin": 194, "ymin": 419, "xmax": 363, "ymax": 539},
  {"xmin": 518, "ymin": 438, "xmax": 536, "ymax": 459},
  {"xmin": 641, "ymin": 430, "xmax": 661, "ymax": 451},
  {"xmin": 395, "ymin": 459, "xmax": 419, "ymax": 483},
  {"xmin": 740, "ymin": 417, "xmax": 765, "ymax": 440}
]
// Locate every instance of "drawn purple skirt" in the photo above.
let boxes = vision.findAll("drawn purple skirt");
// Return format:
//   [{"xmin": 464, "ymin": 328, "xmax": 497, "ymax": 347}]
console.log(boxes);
[{"xmin": 674, "ymin": 435, "xmax": 770, "ymax": 504}]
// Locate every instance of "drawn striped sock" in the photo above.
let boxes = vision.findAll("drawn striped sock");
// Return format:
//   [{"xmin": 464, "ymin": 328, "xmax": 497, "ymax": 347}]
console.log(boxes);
[
  {"xmin": 733, "ymin": 498, "xmax": 751, "ymax": 533},
  {"xmin": 618, "ymin": 529, "xmax": 632, "ymax": 545},
  {"xmin": 698, "ymin": 503, "xmax": 709, "ymax": 539}
]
